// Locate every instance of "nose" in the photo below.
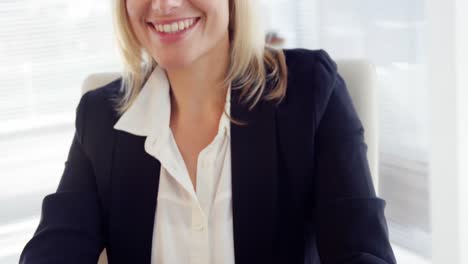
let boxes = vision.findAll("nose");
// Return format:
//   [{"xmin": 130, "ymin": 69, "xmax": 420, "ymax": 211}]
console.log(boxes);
[{"xmin": 151, "ymin": 0, "xmax": 181, "ymax": 14}]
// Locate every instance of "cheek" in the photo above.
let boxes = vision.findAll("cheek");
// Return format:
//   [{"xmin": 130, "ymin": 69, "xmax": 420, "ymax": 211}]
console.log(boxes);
[
  {"xmin": 125, "ymin": 0, "xmax": 149, "ymax": 45},
  {"xmin": 192, "ymin": 0, "xmax": 228, "ymax": 20},
  {"xmin": 214, "ymin": 1, "xmax": 230, "ymax": 31},
  {"xmin": 125, "ymin": 0, "xmax": 135, "ymax": 18},
  {"xmin": 201, "ymin": 0, "xmax": 230, "ymax": 33},
  {"xmin": 125, "ymin": 0, "xmax": 144, "ymax": 28}
]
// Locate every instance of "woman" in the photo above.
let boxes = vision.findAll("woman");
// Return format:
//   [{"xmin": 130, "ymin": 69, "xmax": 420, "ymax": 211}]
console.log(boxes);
[{"xmin": 20, "ymin": 0, "xmax": 396, "ymax": 263}]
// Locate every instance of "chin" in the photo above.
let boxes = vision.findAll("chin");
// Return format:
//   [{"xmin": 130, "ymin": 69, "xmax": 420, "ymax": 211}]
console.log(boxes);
[{"xmin": 155, "ymin": 56, "xmax": 195, "ymax": 71}]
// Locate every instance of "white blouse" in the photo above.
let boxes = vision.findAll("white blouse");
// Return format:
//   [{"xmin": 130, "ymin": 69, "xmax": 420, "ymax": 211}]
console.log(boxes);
[{"xmin": 113, "ymin": 65, "xmax": 235, "ymax": 264}]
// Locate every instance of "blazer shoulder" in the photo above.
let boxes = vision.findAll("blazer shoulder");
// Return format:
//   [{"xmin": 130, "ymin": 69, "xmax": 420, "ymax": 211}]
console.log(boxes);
[
  {"xmin": 75, "ymin": 77, "xmax": 123, "ymax": 142},
  {"xmin": 283, "ymin": 48, "xmax": 338, "ymax": 97},
  {"xmin": 281, "ymin": 49, "xmax": 340, "ymax": 123},
  {"xmin": 283, "ymin": 48, "xmax": 337, "ymax": 72},
  {"xmin": 80, "ymin": 77, "xmax": 123, "ymax": 118}
]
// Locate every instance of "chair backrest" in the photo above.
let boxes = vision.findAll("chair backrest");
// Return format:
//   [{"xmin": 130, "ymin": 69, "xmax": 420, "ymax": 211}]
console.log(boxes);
[
  {"xmin": 82, "ymin": 59, "xmax": 379, "ymax": 264},
  {"xmin": 336, "ymin": 60, "xmax": 379, "ymax": 193},
  {"xmin": 81, "ymin": 72, "xmax": 121, "ymax": 95}
]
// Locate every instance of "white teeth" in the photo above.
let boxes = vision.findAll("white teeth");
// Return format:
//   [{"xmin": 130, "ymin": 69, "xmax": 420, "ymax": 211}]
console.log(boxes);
[
  {"xmin": 171, "ymin": 22, "xmax": 178, "ymax": 32},
  {"xmin": 154, "ymin": 18, "xmax": 197, "ymax": 33}
]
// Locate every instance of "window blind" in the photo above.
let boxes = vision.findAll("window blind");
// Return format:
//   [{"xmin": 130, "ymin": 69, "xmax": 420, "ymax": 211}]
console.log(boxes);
[{"xmin": 0, "ymin": 1, "xmax": 120, "ymax": 263}]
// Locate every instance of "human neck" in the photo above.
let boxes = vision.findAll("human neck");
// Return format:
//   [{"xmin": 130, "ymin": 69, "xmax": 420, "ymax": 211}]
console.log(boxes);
[{"xmin": 165, "ymin": 37, "xmax": 230, "ymax": 125}]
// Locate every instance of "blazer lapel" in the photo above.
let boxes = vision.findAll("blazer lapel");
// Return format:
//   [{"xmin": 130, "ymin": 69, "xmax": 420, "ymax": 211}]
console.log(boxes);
[
  {"xmin": 109, "ymin": 131, "xmax": 161, "ymax": 263},
  {"xmin": 230, "ymin": 88, "xmax": 279, "ymax": 264}
]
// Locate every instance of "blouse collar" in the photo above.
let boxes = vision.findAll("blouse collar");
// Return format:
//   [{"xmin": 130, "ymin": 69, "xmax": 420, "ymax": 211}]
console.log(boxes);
[{"xmin": 113, "ymin": 65, "xmax": 231, "ymax": 139}]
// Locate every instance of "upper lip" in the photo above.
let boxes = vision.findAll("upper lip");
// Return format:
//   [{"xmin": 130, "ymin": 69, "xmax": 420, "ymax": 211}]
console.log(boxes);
[{"xmin": 147, "ymin": 17, "xmax": 200, "ymax": 25}]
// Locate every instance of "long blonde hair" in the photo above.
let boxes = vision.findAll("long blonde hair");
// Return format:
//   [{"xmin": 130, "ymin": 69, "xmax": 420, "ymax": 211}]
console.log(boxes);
[{"xmin": 111, "ymin": 0, "xmax": 288, "ymax": 117}]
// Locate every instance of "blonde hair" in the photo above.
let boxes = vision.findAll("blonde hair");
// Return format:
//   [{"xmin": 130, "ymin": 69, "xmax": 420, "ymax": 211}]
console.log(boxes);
[{"xmin": 111, "ymin": 0, "xmax": 288, "ymax": 118}]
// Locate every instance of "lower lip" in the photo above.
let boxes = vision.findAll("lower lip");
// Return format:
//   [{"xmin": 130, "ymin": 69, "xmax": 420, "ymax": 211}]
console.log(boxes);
[{"xmin": 148, "ymin": 18, "xmax": 200, "ymax": 44}]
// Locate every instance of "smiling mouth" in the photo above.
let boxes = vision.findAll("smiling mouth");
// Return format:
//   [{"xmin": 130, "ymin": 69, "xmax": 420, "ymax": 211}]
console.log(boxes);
[{"xmin": 148, "ymin": 17, "xmax": 201, "ymax": 35}]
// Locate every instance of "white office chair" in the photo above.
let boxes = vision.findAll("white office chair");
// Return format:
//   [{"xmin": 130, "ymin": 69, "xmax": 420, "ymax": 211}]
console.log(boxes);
[
  {"xmin": 81, "ymin": 59, "xmax": 378, "ymax": 264},
  {"xmin": 335, "ymin": 60, "xmax": 379, "ymax": 192}
]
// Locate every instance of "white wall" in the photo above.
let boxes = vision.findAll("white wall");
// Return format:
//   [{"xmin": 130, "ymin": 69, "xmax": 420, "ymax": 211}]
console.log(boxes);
[
  {"xmin": 427, "ymin": 0, "xmax": 468, "ymax": 263},
  {"xmin": 455, "ymin": 0, "xmax": 468, "ymax": 263}
]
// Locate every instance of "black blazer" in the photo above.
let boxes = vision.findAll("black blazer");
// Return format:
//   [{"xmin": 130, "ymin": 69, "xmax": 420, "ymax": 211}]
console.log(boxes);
[{"xmin": 20, "ymin": 49, "xmax": 396, "ymax": 264}]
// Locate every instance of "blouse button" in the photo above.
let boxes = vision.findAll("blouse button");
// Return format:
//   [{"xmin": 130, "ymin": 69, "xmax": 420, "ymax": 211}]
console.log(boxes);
[{"xmin": 194, "ymin": 223, "xmax": 205, "ymax": 231}]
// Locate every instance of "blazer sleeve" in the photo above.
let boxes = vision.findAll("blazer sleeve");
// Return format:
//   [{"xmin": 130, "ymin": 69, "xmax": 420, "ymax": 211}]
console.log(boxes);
[
  {"xmin": 312, "ymin": 51, "xmax": 397, "ymax": 264},
  {"xmin": 19, "ymin": 92, "xmax": 105, "ymax": 264}
]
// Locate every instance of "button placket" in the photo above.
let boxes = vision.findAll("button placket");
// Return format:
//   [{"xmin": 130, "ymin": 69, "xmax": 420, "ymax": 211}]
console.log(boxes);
[
  {"xmin": 191, "ymin": 203, "xmax": 206, "ymax": 231},
  {"xmin": 155, "ymin": 131, "xmax": 197, "ymax": 197},
  {"xmin": 201, "ymin": 159, "xmax": 208, "ymax": 169},
  {"xmin": 191, "ymin": 203, "xmax": 210, "ymax": 264}
]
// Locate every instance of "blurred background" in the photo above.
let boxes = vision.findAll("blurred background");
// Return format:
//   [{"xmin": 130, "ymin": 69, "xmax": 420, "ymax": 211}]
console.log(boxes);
[{"xmin": 0, "ymin": 0, "xmax": 466, "ymax": 263}]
